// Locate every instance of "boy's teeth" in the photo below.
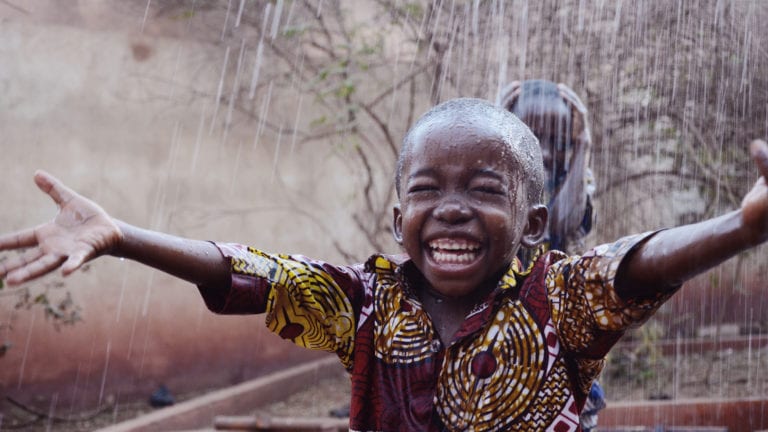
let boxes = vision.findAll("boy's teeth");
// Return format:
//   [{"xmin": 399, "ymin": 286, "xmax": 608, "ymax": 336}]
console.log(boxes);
[
  {"xmin": 431, "ymin": 250, "xmax": 478, "ymax": 264},
  {"xmin": 428, "ymin": 239, "xmax": 480, "ymax": 264},
  {"xmin": 429, "ymin": 239, "xmax": 480, "ymax": 251}
]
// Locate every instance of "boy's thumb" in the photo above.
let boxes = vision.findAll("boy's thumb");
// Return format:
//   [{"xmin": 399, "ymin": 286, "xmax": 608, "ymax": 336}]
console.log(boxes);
[{"xmin": 61, "ymin": 251, "xmax": 88, "ymax": 276}]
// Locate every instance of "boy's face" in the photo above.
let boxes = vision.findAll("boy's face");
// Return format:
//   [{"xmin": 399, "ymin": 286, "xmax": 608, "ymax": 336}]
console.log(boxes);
[{"xmin": 393, "ymin": 116, "xmax": 545, "ymax": 299}]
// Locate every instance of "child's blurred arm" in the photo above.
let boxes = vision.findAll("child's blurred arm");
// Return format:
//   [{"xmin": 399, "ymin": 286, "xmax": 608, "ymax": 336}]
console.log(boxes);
[
  {"xmin": 0, "ymin": 171, "xmax": 230, "ymax": 290},
  {"xmin": 617, "ymin": 140, "xmax": 768, "ymax": 298},
  {"xmin": 549, "ymin": 83, "xmax": 591, "ymax": 247}
]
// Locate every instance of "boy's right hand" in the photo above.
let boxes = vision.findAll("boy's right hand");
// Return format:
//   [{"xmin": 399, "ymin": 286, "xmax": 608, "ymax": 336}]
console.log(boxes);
[
  {"xmin": 0, "ymin": 171, "xmax": 122, "ymax": 286},
  {"xmin": 742, "ymin": 139, "xmax": 768, "ymax": 241}
]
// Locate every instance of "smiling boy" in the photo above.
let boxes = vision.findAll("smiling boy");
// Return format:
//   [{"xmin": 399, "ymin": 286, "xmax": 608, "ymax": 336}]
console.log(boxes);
[{"xmin": 2, "ymin": 98, "xmax": 768, "ymax": 431}]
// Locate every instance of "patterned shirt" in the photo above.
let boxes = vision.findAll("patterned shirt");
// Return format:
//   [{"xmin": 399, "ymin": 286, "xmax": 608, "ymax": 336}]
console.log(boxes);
[{"xmin": 197, "ymin": 232, "xmax": 677, "ymax": 431}]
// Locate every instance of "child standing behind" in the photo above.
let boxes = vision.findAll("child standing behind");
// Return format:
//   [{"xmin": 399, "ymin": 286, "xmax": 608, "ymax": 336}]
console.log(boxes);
[
  {"xmin": 498, "ymin": 79, "xmax": 595, "ymax": 255},
  {"xmin": 498, "ymin": 79, "xmax": 607, "ymax": 429},
  {"xmin": 1, "ymin": 98, "xmax": 767, "ymax": 431}
]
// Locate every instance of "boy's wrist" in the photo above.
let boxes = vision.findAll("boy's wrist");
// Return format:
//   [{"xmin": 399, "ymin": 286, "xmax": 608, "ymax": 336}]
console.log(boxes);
[{"xmin": 110, "ymin": 219, "xmax": 132, "ymax": 259}]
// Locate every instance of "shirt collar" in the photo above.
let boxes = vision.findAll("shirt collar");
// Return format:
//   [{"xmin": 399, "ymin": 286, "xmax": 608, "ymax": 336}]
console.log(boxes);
[{"xmin": 364, "ymin": 253, "xmax": 532, "ymax": 302}]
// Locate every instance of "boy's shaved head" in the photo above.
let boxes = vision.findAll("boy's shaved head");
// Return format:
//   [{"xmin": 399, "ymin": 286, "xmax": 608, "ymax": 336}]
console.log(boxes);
[{"xmin": 396, "ymin": 98, "xmax": 545, "ymax": 205}]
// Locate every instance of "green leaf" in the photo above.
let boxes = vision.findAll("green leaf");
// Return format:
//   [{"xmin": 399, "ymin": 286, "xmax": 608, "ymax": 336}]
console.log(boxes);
[
  {"xmin": 335, "ymin": 81, "xmax": 356, "ymax": 99},
  {"xmin": 403, "ymin": 2, "xmax": 424, "ymax": 19},
  {"xmin": 310, "ymin": 116, "xmax": 327, "ymax": 127},
  {"xmin": 171, "ymin": 9, "xmax": 196, "ymax": 20},
  {"xmin": 283, "ymin": 25, "xmax": 306, "ymax": 38}
]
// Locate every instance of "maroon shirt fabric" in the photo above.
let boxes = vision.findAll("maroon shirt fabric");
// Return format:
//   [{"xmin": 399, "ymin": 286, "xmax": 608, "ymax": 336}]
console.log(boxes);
[{"xmin": 197, "ymin": 233, "xmax": 676, "ymax": 431}]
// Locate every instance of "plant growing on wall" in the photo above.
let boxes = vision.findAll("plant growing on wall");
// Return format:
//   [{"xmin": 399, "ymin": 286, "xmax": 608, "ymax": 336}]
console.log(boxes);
[{"xmin": 0, "ymin": 275, "xmax": 82, "ymax": 358}]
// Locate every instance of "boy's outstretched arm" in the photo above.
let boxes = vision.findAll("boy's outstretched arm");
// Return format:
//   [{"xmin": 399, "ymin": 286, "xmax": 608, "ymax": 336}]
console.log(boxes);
[
  {"xmin": 618, "ymin": 140, "xmax": 768, "ymax": 298},
  {"xmin": 0, "ymin": 171, "xmax": 230, "ymax": 290}
]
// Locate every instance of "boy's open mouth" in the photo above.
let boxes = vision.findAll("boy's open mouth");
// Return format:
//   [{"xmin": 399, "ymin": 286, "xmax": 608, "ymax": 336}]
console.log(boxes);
[{"xmin": 427, "ymin": 238, "xmax": 482, "ymax": 265}]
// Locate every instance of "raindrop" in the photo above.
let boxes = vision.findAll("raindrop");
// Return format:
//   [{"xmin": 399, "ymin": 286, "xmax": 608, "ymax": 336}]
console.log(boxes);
[
  {"xmin": 248, "ymin": 4, "xmax": 272, "ymax": 100},
  {"xmin": 190, "ymin": 101, "xmax": 209, "ymax": 174},
  {"xmin": 230, "ymin": 140, "xmax": 245, "ymax": 192},
  {"xmin": 290, "ymin": 95, "xmax": 304, "ymax": 155},
  {"xmin": 284, "ymin": 0, "xmax": 297, "ymax": 29},
  {"xmin": 67, "ymin": 364, "xmax": 82, "ymax": 418},
  {"xmin": 387, "ymin": 36, "xmax": 403, "ymax": 126},
  {"xmin": 234, "ymin": 0, "xmax": 247, "ymax": 28},
  {"xmin": 271, "ymin": 0, "xmax": 284, "ymax": 40},
  {"xmin": 112, "ymin": 393, "xmax": 121, "ymax": 423},
  {"xmin": 17, "ymin": 310, "xmax": 35, "ymax": 389},
  {"xmin": 98, "ymin": 341, "xmax": 111, "ymax": 406},
  {"xmin": 747, "ymin": 307, "xmax": 753, "ymax": 391},
  {"xmin": 221, "ymin": 0, "xmax": 233, "ymax": 40},
  {"xmin": 223, "ymin": 38, "xmax": 248, "ymax": 147},
  {"xmin": 44, "ymin": 393, "xmax": 58, "ymax": 432},
  {"xmin": 271, "ymin": 124, "xmax": 284, "ymax": 183},
  {"xmin": 126, "ymin": 298, "xmax": 142, "ymax": 360},
  {"xmin": 141, "ymin": 272, "xmax": 155, "ymax": 317},
  {"xmin": 252, "ymin": 80, "xmax": 274, "ymax": 150},
  {"xmin": 115, "ymin": 268, "xmax": 129, "ymax": 323},
  {"xmin": 140, "ymin": 0, "xmax": 152, "ymax": 33},
  {"xmin": 495, "ymin": 35, "xmax": 509, "ymax": 103},
  {"xmin": 209, "ymin": 45, "xmax": 232, "ymax": 136}
]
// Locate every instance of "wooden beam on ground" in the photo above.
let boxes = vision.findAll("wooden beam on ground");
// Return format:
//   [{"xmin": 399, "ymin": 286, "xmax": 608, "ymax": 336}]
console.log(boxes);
[
  {"xmin": 214, "ymin": 415, "xmax": 348, "ymax": 431},
  {"xmin": 600, "ymin": 397, "xmax": 768, "ymax": 431},
  {"xmin": 95, "ymin": 357, "xmax": 344, "ymax": 432}
]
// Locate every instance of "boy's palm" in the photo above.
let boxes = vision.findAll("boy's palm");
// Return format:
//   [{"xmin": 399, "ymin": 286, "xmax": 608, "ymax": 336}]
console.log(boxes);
[{"xmin": 0, "ymin": 171, "xmax": 121, "ymax": 285}]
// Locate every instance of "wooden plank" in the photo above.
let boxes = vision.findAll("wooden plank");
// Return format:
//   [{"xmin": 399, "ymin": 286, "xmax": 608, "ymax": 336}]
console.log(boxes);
[
  {"xmin": 95, "ymin": 357, "xmax": 344, "ymax": 432},
  {"xmin": 600, "ymin": 397, "xmax": 768, "ymax": 431},
  {"xmin": 214, "ymin": 415, "xmax": 348, "ymax": 431}
]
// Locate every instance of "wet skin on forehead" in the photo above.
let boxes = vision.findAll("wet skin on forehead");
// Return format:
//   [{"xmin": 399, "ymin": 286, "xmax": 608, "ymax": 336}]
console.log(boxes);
[{"xmin": 393, "ymin": 115, "xmax": 536, "ymax": 300}]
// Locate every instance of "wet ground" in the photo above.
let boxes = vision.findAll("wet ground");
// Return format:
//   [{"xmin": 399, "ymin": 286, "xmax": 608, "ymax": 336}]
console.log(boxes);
[{"xmin": 3, "ymin": 346, "xmax": 767, "ymax": 431}]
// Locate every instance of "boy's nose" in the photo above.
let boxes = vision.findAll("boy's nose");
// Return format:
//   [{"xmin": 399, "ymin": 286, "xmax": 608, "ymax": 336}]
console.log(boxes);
[{"xmin": 433, "ymin": 197, "xmax": 472, "ymax": 223}]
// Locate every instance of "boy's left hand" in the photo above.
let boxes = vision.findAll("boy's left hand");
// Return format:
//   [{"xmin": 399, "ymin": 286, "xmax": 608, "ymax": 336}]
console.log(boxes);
[{"xmin": 742, "ymin": 139, "xmax": 768, "ymax": 241}]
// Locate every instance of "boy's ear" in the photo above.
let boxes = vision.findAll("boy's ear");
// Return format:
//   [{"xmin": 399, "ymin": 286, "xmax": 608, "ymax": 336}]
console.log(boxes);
[
  {"xmin": 392, "ymin": 204, "xmax": 403, "ymax": 245},
  {"xmin": 521, "ymin": 204, "xmax": 548, "ymax": 248}
]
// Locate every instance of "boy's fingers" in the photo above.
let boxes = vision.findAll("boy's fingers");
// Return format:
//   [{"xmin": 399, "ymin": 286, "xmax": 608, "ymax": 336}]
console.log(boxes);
[
  {"xmin": 34, "ymin": 170, "xmax": 75, "ymax": 207},
  {"xmin": 750, "ymin": 139, "xmax": 768, "ymax": 180},
  {"xmin": 6, "ymin": 254, "xmax": 66, "ymax": 286},
  {"xmin": 61, "ymin": 250, "xmax": 89, "ymax": 276},
  {"xmin": 0, "ymin": 228, "xmax": 38, "ymax": 250},
  {"xmin": 0, "ymin": 248, "xmax": 44, "ymax": 277}
]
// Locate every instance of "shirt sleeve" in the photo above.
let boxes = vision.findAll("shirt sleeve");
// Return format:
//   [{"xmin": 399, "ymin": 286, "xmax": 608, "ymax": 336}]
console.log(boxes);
[
  {"xmin": 197, "ymin": 242, "xmax": 366, "ymax": 369},
  {"xmin": 546, "ymin": 231, "xmax": 681, "ymax": 358}
]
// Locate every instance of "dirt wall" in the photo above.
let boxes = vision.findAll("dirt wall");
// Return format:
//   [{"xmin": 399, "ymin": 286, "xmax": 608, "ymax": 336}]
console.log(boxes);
[{"xmin": 0, "ymin": 2, "xmax": 378, "ymax": 411}]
